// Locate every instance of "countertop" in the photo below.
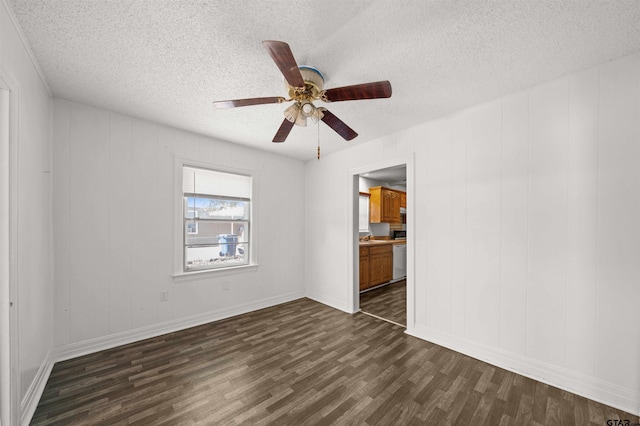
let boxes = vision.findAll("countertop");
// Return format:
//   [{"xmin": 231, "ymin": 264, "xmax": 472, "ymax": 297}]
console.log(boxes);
[{"xmin": 359, "ymin": 239, "xmax": 406, "ymax": 246}]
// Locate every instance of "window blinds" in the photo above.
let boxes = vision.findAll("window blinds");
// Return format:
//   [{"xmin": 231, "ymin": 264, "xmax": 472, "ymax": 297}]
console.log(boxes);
[{"xmin": 183, "ymin": 166, "xmax": 251, "ymax": 199}]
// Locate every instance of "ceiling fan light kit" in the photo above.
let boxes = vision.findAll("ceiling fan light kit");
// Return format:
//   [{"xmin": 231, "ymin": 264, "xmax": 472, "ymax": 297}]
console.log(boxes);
[{"xmin": 213, "ymin": 40, "xmax": 392, "ymax": 155}]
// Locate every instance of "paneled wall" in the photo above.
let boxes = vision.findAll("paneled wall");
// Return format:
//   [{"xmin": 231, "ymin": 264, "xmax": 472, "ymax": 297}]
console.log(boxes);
[
  {"xmin": 53, "ymin": 100, "xmax": 306, "ymax": 351},
  {"xmin": 305, "ymin": 53, "xmax": 640, "ymax": 414}
]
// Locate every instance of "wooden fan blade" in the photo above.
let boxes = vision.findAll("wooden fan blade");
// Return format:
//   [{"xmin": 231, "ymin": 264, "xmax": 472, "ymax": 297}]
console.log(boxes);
[
  {"xmin": 213, "ymin": 96, "xmax": 285, "ymax": 109},
  {"xmin": 323, "ymin": 81, "xmax": 392, "ymax": 102},
  {"xmin": 262, "ymin": 40, "xmax": 304, "ymax": 88},
  {"xmin": 273, "ymin": 118, "xmax": 295, "ymax": 143},
  {"xmin": 320, "ymin": 109, "xmax": 358, "ymax": 141}
]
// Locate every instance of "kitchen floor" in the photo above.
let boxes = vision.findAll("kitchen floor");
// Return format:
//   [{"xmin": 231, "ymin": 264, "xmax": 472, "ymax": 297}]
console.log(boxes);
[{"xmin": 360, "ymin": 279, "xmax": 406, "ymax": 326}]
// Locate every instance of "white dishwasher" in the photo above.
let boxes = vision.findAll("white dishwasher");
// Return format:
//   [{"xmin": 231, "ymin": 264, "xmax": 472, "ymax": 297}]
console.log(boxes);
[{"xmin": 392, "ymin": 243, "xmax": 407, "ymax": 280}]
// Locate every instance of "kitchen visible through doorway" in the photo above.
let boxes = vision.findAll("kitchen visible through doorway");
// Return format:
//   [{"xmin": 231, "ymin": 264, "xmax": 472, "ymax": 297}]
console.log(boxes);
[{"xmin": 357, "ymin": 165, "xmax": 407, "ymax": 326}]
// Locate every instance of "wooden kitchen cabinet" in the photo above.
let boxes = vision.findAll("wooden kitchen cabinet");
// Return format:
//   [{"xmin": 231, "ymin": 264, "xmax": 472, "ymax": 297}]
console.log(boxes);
[
  {"xmin": 369, "ymin": 245, "xmax": 393, "ymax": 286},
  {"xmin": 369, "ymin": 186, "xmax": 403, "ymax": 223},
  {"xmin": 359, "ymin": 243, "xmax": 392, "ymax": 291},
  {"xmin": 359, "ymin": 246, "xmax": 370, "ymax": 291},
  {"xmin": 400, "ymin": 192, "xmax": 406, "ymax": 208}
]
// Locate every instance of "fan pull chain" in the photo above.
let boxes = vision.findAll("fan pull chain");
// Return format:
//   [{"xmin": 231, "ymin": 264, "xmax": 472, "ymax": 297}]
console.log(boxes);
[{"xmin": 317, "ymin": 119, "xmax": 321, "ymax": 160}]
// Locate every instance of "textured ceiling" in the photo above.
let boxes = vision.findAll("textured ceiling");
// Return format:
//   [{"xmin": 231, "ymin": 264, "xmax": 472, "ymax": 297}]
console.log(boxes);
[{"xmin": 9, "ymin": 0, "xmax": 640, "ymax": 161}]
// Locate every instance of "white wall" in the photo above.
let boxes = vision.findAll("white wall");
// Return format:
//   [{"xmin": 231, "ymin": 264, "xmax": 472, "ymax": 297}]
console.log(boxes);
[
  {"xmin": 0, "ymin": 0, "xmax": 53, "ymax": 414},
  {"xmin": 52, "ymin": 99, "xmax": 306, "ymax": 354},
  {"xmin": 305, "ymin": 53, "xmax": 640, "ymax": 414}
]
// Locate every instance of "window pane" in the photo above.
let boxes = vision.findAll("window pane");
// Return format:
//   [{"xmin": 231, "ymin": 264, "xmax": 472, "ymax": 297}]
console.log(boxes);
[
  {"xmin": 184, "ymin": 221, "xmax": 248, "ymax": 246},
  {"xmin": 181, "ymin": 165, "xmax": 252, "ymax": 273},
  {"xmin": 185, "ymin": 197, "xmax": 249, "ymax": 220},
  {"xmin": 359, "ymin": 195, "xmax": 370, "ymax": 231},
  {"xmin": 185, "ymin": 242, "xmax": 249, "ymax": 270}
]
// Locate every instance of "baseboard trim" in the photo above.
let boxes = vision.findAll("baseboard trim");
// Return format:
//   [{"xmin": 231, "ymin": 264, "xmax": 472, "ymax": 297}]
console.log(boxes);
[
  {"xmin": 20, "ymin": 349, "xmax": 54, "ymax": 426},
  {"xmin": 407, "ymin": 324, "xmax": 640, "ymax": 417},
  {"xmin": 52, "ymin": 290, "xmax": 305, "ymax": 363}
]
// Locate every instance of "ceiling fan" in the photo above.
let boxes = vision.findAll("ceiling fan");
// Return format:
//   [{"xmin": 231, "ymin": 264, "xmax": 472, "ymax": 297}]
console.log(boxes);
[{"xmin": 213, "ymin": 40, "xmax": 392, "ymax": 144}]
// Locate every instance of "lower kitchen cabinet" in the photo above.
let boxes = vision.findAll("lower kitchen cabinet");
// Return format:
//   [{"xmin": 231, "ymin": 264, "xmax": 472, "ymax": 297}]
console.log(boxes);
[
  {"xmin": 359, "ymin": 247, "xmax": 370, "ymax": 291},
  {"xmin": 359, "ymin": 243, "xmax": 393, "ymax": 291},
  {"xmin": 370, "ymin": 245, "xmax": 393, "ymax": 286}
]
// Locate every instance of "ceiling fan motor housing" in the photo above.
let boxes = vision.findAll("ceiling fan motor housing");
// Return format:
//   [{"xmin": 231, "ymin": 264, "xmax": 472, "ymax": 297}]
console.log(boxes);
[{"xmin": 286, "ymin": 66, "xmax": 325, "ymax": 100}]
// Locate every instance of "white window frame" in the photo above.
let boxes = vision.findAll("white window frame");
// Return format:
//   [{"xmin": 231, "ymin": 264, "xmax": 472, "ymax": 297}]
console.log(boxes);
[{"xmin": 173, "ymin": 158, "xmax": 259, "ymax": 278}]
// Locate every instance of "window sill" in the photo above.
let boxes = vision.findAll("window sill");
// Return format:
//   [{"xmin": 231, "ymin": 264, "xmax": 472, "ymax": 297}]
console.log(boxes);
[{"xmin": 173, "ymin": 264, "xmax": 259, "ymax": 282}]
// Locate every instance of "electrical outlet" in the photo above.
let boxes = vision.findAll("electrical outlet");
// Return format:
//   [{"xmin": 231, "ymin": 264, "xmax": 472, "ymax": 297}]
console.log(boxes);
[
  {"xmin": 221, "ymin": 281, "xmax": 229, "ymax": 291},
  {"xmin": 160, "ymin": 290, "xmax": 168, "ymax": 301}
]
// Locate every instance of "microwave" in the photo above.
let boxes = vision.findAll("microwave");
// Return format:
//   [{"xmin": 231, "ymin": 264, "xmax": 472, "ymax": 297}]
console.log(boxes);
[{"xmin": 393, "ymin": 230, "xmax": 406, "ymax": 240}]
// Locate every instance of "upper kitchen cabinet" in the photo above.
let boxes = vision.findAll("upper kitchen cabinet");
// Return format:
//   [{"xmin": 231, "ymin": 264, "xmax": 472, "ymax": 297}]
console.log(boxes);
[{"xmin": 369, "ymin": 186, "xmax": 403, "ymax": 223}]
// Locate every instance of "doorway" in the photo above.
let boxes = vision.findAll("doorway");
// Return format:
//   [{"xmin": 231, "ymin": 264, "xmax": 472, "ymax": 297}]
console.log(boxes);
[
  {"xmin": 350, "ymin": 155, "xmax": 414, "ymax": 331},
  {"xmin": 358, "ymin": 165, "xmax": 407, "ymax": 326},
  {"xmin": 1, "ymin": 78, "xmax": 19, "ymax": 426}
]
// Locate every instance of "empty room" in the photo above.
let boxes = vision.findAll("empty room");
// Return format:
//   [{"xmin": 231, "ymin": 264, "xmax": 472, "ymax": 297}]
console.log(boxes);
[{"xmin": 1, "ymin": 1, "xmax": 640, "ymax": 425}]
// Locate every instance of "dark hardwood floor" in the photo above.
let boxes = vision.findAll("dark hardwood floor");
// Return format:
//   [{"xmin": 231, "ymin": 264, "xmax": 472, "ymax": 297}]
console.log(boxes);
[
  {"xmin": 31, "ymin": 298, "xmax": 637, "ymax": 425},
  {"xmin": 360, "ymin": 279, "xmax": 406, "ymax": 326}
]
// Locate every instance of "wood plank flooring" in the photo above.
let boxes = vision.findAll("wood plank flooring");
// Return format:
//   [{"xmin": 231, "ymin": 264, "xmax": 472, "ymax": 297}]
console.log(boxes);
[
  {"xmin": 360, "ymin": 280, "xmax": 406, "ymax": 326},
  {"xmin": 31, "ymin": 298, "xmax": 638, "ymax": 425}
]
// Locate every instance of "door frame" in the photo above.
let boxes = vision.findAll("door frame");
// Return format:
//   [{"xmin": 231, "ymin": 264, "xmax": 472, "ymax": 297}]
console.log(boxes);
[
  {"xmin": 0, "ymin": 72, "xmax": 20, "ymax": 426},
  {"xmin": 348, "ymin": 154, "xmax": 415, "ymax": 333}
]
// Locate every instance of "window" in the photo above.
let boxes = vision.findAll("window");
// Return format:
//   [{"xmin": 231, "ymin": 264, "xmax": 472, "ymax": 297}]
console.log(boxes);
[
  {"xmin": 182, "ymin": 166, "xmax": 251, "ymax": 272},
  {"xmin": 359, "ymin": 193, "xmax": 370, "ymax": 232}
]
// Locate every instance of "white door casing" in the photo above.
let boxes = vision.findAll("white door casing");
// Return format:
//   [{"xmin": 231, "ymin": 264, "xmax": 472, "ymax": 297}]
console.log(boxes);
[
  {"xmin": 0, "ymin": 76, "xmax": 19, "ymax": 426},
  {"xmin": 348, "ymin": 154, "xmax": 415, "ymax": 332}
]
